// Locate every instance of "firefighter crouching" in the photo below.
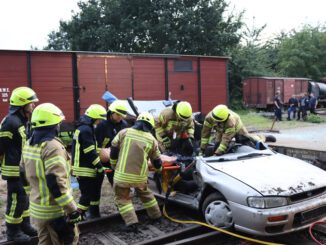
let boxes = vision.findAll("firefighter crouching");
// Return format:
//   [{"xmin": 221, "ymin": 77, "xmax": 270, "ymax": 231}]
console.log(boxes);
[
  {"xmin": 200, "ymin": 104, "xmax": 276, "ymax": 156},
  {"xmin": 0, "ymin": 87, "xmax": 38, "ymax": 242},
  {"xmin": 20, "ymin": 103, "xmax": 81, "ymax": 245},
  {"xmin": 72, "ymin": 104, "xmax": 107, "ymax": 219},
  {"xmin": 155, "ymin": 101, "xmax": 195, "ymax": 155},
  {"xmin": 93, "ymin": 100, "xmax": 129, "ymax": 219},
  {"xmin": 110, "ymin": 112, "xmax": 162, "ymax": 232}
]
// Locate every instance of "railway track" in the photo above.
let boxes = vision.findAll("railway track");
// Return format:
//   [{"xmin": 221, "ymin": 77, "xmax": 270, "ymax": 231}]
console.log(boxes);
[
  {"xmin": 1, "ymin": 146, "xmax": 326, "ymax": 245},
  {"xmin": 1, "ymin": 202, "xmax": 325, "ymax": 245},
  {"xmin": 316, "ymin": 108, "xmax": 326, "ymax": 115}
]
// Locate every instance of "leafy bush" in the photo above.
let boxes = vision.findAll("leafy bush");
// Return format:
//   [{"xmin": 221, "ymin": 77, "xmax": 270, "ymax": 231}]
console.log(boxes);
[{"xmin": 307, "ymin": 114, "xmax": 325, "ymax": 123}]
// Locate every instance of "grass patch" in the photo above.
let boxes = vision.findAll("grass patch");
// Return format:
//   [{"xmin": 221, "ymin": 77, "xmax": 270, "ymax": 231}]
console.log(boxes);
[
  {"xmin": 307, "ymin": 114, "xmax": 325, "ymax": 123},
  {"xmin": 235, "ymin": 109, "xmax": 326, "ymax": 131}
]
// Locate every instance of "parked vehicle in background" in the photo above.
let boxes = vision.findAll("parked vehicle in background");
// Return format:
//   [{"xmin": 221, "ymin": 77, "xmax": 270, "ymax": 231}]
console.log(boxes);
[{"xmin": 243, "ymin": 77, "xmax": 326, "ymax": 110}]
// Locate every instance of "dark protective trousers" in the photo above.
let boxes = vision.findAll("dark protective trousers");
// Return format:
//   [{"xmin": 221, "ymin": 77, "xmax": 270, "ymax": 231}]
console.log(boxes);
[
  {"xmin": 77, "ymin": 175, "xmax": 104, "ymax": 212},
  {"xmin": 5, "ymin": 179, "xmax": 29, "ymax": 224}
]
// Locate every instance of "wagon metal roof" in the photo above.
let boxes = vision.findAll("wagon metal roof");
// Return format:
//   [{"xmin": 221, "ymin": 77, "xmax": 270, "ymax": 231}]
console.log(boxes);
[
  {"xmin": 0, "ymin": 49, "xmax": 230, "ymax": 59},
  {"xmin": 245, "ymin": 76, "xmax": 311, "ymax": 80}
]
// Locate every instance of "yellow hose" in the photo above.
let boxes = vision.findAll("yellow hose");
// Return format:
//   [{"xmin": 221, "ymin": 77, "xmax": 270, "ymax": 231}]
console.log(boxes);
[{"xmin": 163, "ymin": 205, "xmax": 284, "ymax": 245}]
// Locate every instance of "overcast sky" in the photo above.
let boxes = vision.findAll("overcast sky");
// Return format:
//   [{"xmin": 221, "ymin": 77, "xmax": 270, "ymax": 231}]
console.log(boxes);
[{"xmin": 0, "ymin": 0, "xmax": 325, "ymax": 50}]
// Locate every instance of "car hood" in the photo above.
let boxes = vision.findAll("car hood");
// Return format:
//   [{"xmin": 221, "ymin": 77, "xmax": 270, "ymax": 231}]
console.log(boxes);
[{"xmin": 205, "ymin": 153, "xmax": 326, "ymax": 196}]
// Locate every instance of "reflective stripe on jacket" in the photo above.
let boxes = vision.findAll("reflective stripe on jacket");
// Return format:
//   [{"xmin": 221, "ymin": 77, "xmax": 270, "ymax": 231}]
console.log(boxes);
[
  {"xmin": 72, "ymin": 120, "xmax": 101, "ymax": 177},
  {"xmin": 0, "ymin": 113, "xmax": 28, "ymax": 179},
  {"xmin": 201, "ymin": 110, "xmax": 247, "ymax": 153},
  {"xmin": 20, "ymin": 138, "xmax": 76, "ymax": 220},
  {"xmin": 155, "ymin": 107, "xmax": 194, "ymax": 143},
  {"xmin": 111, "ymin": 128, "xmax": 161, "ymax": 184}
]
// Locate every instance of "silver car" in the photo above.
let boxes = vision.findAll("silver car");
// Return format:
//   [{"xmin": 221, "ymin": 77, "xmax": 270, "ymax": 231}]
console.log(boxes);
[{"xmin": 150, "ymin": 144, "xmax": 326, "ymax": 236}]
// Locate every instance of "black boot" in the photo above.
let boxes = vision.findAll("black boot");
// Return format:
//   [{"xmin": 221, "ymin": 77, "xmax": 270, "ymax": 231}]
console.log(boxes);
[
  {"xmin": 265, "ymin": 135, "xmax": 276, "ymax": 143},
  {"xmin": 86, "ymin": 205, "xmax": 101, "ymax": 219},
  {"xmin": 21, "ymin": 217, "xmax": 38, "ymax": 236},
  {"xmin": 121, "ymin": 223, "xmax": 138, "ymax": 233},
  {"xmin": 6, "ymin": 223, "xmax": 31, "ymax": 242}
]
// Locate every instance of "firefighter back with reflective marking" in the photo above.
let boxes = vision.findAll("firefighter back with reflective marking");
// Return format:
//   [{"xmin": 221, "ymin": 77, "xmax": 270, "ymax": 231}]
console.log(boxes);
[{"xmin": 110, "ymin": 114, "xmax": 162, "ymax": 226}]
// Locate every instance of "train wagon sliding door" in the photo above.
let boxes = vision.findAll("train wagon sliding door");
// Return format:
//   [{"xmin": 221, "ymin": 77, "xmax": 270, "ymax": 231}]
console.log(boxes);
[
  {"xmin": 167, "ymin": 58, "xmax": 199, "ymax": 111},
  {"xmin": 77, "ymin": 55, "xmax": 107, "ymax": 114},
  {"xmin": 201, "ymin": 58, "xmax": 227, "ymax": 114},
  {"xmin": 77, "ymin": 55, "xmax": 133, "ymax": 115},
  {"xmin": 31, "ymin": 53, "xmax": 74, "ymax": 122},
  {"xmin": 0, "ymin": 51, "xmax": 28, "ymax": 119},
  {"xmin": 133, "ymin": 57, "xmax": 165, "ymax": 100}
]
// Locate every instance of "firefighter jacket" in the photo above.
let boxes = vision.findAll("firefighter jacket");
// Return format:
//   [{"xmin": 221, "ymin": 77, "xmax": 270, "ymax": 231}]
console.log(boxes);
[
  {"xmin": 201, "ymin": 110, "xmax": 250, "ymax": 153},
  {"xmin": 110, "ymin": 127, "xmax": 161, "ymax": 184},
  {"xmin": 95, "ymin": 118, "xmax": 128, "ymax": 149},
  {"xmin": 0, "ymin": 112, "xmax": 29, "ymax": 179},
  {"xmin": 155, "ymin": 107, "xmax": 194, "ymax": 143},
  {"xmin": 20, "ymin": 136, "xmax": 77, "ymax": 220},
  {"xmin": 72, "ymin": 116, "xmax": 102, "ymax": 178}
]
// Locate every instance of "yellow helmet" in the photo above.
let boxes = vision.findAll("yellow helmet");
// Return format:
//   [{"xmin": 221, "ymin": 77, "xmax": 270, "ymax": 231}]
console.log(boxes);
[
  {"xmin": 10, "ymin": 87, "xmax": 38, "ymax": 106},
  {"xmin": 31, "ymin": 103, "xmax": 65, "ymax": 128},
  {"xmin": 176, "ymin": 101, "xmax": 192, "ymax": 120},
  {"xmin": 137, "ymin": 112, "xmax": 155, "ymax": 128},
  {"xmin": 85, "ymin": 104, "xmax": 107, "ymax": 120},
  {"xmin": 108, "ymin": 100, "xmax": 128, "ymax": 117},
  {"xmin": 212, "ymin": 104, "xmax": 229, "ymax": 122}
]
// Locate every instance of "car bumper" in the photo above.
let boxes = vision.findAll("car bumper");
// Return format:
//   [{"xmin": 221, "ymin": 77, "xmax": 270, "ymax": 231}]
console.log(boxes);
[{"xmin": 229, "ymin": 193, "xmax": 326, "ymax": 236}]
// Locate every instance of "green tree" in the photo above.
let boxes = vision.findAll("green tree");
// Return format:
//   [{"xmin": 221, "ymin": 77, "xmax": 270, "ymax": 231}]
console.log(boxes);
[
  {"xmin": 228, "ymin": 22, "xmax": 280, "ymax": 108},
  {"xmin": 276, "ymin": 25, "xmax": 326, "ymax": 80},
  {"xmin": 46, "ymin": 0, "xmax": 242, "ymax": 56}
]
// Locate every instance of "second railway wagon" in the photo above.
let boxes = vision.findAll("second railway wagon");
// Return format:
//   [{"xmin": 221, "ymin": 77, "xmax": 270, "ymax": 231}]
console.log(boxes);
[{"xmin": 243, "ymin": 77, "xmax": 326, "ymax": 110}]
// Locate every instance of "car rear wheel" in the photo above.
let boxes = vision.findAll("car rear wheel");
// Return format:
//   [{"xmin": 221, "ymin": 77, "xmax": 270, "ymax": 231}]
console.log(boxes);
[{"xmin": 202, "ymin": 192, "xmax": 233, "ymax": 228}]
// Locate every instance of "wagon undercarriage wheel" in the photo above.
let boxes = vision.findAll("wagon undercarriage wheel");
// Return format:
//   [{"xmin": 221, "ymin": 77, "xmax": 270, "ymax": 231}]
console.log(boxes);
[{"xmin": 202, "ymin": 192, "xmax": 233, "ymax": 228}]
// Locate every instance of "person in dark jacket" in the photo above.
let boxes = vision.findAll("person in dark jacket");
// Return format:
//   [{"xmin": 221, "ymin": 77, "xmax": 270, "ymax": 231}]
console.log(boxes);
[
  {"xmin": 274, "ymin": 91, "xmax": 283, "ymax": 121},
  {"xmin": 0, "ymin": 87, "xmax": 38, "ymax": 242},
  {"xmin": 287, "ymin": 94, "xmax": 298, "ymax": 120},
  {"xmin": 297, "ymin": 93, "xmax": 310, "ymax": 120},
  {"xmin": 91, "ymin": 100, "xmax": 129, "ymax": 218},
  {"xmin": 72, "ymin": 104, "xmax": 107, "ymax": 219}
]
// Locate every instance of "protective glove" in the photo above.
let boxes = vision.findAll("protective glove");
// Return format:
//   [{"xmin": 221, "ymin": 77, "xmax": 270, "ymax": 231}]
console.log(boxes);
[
  {"xmin": 95, "ymin": 164, "xmax": 105, "ymax": 176},
  {"xmin": 67, "ymin": 211, "xmax": 82, "ymax": 224},
  {"xmin": 162, "ymin": 137, "xmax": 171, "ymax": 148},
  {"xmin": 154, "ymin": 166, "xmax": 162, "ymax": 173}
]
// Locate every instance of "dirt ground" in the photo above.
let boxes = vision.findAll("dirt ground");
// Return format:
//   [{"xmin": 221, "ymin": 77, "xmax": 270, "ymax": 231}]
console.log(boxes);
[{"xmin": 0, "ymin": 177, "xmax": 122, "ymax": 241}]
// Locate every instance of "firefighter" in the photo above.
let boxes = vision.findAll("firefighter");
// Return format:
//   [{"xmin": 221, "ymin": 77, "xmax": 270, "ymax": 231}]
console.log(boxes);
[
  {"xmin": 155, "ymin": 101, "xmax": 195, "ymax": 155},
  {"xmin": 200, "ymin": 104, "xmax": 276, "ymax": 156},
  {"xmin": 20, "ymin": 103, "xmax": 81, "ymax": 245},
  {"xmin": 0, "ymin": 87, "xmax": 38, "ymax": 242},
  {"xmin": 72, "ymin": 104, "xmax": 107, "ymax": 219},
  {"xmin": 110, "ymin": 112, "xmax": 162, "ymax": 232},
  {"xmin": 91, "ymin": 100, "xmax": 129, "ymax": 219}
]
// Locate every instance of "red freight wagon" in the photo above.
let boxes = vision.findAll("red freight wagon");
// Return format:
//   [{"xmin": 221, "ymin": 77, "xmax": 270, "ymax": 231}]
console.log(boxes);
[
  {"xmin": 0, "ymin": 50, "xmax": 229, "ymax": 128},
  {"xmin": 243, "ymin": 77, "xmax": 311, "ymax": 110}
]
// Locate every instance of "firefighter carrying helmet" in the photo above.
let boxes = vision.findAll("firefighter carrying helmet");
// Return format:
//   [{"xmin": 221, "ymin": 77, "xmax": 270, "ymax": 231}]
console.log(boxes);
[
  {"xmin": 31, "ymin": 103, "xmax": 65, "ymax": 128},
  {"xmin": 176, "ymin": 101, "xmax": 192, "ymax": 120},
  {"xmin": 109, "ymin": 100, "xmax": 128, "ymax": 117},
  {"xmin": 10, "ymin": 87, "xmax": 38, "ymax": 106},
  {"xmin": 212, "ymin": 104, "xmax": 229, "ymax": 122},
  {"xmin": 85, "ymin": 104, "xmax": 107, "ymax": 120},
  {"xmin": 137, "ymin": 112, "xmax": 155, "ymax": 128}
]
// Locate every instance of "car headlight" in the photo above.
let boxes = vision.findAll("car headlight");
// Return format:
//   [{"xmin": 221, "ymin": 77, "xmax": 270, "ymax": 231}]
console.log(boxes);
[{"xmin": 247, "ymin": 196, "xmax": 288, "ymax": 209}]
